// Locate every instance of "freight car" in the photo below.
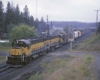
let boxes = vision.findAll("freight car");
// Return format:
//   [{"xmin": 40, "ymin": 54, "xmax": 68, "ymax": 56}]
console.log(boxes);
[{"xmin": 6, "ymin": 30, "xmax": 83, "ymax": 64}]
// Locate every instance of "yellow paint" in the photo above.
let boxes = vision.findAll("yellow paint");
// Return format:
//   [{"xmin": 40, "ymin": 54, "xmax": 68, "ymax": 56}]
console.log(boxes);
[
  {"xmin": 10, "ymin": 37, "xmax": 62, "ymax": 56},
  {"xmin": 11, "ymin": 48, "xmax": 22, "ymax": 56}
]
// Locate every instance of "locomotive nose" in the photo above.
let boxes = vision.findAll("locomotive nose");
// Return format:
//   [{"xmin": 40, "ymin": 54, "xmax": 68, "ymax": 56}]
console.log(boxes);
[{"xmin": 11, "ymin": 49, "xmax": 22, "ymax": 56}]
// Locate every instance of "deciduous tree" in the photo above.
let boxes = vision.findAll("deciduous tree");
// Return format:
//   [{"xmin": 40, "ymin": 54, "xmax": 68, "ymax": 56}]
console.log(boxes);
[{"xmin": 9, "ymin": 24, "xmax": 37, "ymax": 40}]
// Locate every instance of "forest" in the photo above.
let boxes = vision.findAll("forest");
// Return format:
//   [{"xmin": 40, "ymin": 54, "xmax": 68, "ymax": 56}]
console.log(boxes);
[
  {"xmin": 0, "ymin": 1, "xmax": 98, "ymax": 39},
  {"xmin": 0, "ymin": 1, "xmax": 47, "ymax": 38}
]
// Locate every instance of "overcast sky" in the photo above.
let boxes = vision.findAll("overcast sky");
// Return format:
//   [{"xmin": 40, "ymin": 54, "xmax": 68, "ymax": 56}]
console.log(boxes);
[{"xmin": 2, "ymin": 0, "xmax": 100, "ymax": 22}]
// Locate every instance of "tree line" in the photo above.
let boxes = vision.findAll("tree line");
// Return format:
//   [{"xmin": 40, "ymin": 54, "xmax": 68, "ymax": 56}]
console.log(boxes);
[{"xmin": 0, "ymin": 1, "xmax": 46, "ymax": 38}]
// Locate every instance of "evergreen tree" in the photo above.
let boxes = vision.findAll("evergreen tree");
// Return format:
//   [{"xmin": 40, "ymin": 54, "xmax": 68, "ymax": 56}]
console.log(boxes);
[
  {"xmin": 40, "ymin": 17, "xmax": 47, "ymax": 31},
  {"xmin": 40, "ymin": 17, "xmax": 44, "ymax": 23},
  {"xmin": 29, "ymin": 15, "xmax": 34, "ymax": 27},
  {"xmin": 0, "ymin": 1, "xmax": 4, "ymax": 34},
  {"xmin": 20, "ymin": 12, "xmax": 24, "ymax": 23},
  {"xmin": 15, "ymin": 4, "xmax": 20, "ymax": 25},
  {"xmin": 34, "ymin": 18, "xmax": 39, "ymax": 29},
  {"xmin": 5, "ymin": 2, "xmax": 12, "ymax": 32},
  {"xmin": 23, "ymin": 5, "xmax": 29, "ymax": 25},
  {"xmin": 5, "ymin": 2, "xmax": 16, "ymax": 33},
  {"xmin": 10, "ymin": 4, "xmax": 16, "ymax": 24}
]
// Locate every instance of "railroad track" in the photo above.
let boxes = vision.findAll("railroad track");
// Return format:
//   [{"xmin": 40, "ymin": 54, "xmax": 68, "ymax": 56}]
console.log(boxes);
[
  {"xmin": 55, "ymin": 30, "xmax": 94, "ymax": 52},
  {"xmin": 16, "ymin": 31, "xmax": 95, "ymax": 80},
  {"xmin": 0, "ymin": 63, "xmax": 7, "ymax": 69},
  {"xmin": 16, "ymin": 65, "xmax": 44, "ymax": 80},
  {"xmin": 0, "ymin": 30, "xmax": 94, "ymax": 80},
  {"xmin": 12, "ymin": 30, "xmax": 93, "ymax": 80},
  {"xmin": 0, "ymin": 64, "xmax": 17, "ymax": 77}
]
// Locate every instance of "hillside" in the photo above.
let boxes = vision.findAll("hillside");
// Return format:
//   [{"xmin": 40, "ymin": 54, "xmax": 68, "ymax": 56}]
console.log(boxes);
[{"xmin": 73, "ymin": 33, "xmax": 100, "ymax": 51}]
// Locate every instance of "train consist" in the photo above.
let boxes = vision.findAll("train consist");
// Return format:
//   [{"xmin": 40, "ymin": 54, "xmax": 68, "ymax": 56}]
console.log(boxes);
[{"xmin": 6, "ymin": 30, "xmax": 86, "ymax": 64}]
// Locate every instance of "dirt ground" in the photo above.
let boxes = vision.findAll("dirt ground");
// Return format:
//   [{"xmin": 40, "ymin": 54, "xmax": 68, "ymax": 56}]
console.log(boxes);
[
  {"xmin": 0, "ymin": 31, "xmax": 100, "ymax": 80},
  {"xmin": 0, "ymin": 49, "xmax": 100, "ymax": 80}
]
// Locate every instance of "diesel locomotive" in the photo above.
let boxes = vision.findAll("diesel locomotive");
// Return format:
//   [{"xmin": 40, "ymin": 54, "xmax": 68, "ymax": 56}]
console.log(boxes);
[{"xmin": 6, "ymin": 30, "xmax": 83, "ymax": 64}]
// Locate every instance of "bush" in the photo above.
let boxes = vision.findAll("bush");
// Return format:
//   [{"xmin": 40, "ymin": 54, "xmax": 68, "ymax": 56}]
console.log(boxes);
[{"xmin": 9, "ymin": 24, "xmax": 37, "ymax": 40}]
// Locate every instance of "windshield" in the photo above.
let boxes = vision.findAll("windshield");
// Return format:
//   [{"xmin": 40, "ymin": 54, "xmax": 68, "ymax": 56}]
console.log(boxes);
[{"xmin": 12, "ymin": 41, "xmax": 26, "ymax": 47}]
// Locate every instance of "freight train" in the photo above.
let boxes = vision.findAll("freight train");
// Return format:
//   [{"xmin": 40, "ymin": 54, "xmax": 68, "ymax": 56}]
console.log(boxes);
[{"xmin": 6, "ymin": 30, "xmax": 84, "ymax": 64}]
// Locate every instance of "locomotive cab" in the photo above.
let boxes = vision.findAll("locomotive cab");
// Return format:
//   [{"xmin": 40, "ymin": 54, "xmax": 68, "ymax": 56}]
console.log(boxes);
[
  {"xmin": 12, "ymin": 40, "xmax": 27, "ymax": 48},
  {"xmin": 11, "ymin": 40, "xmax": 29, "ymax": 56},
  {"xmin": 7, "ymin": 39, "xmax": 30, "ymax": 64}
]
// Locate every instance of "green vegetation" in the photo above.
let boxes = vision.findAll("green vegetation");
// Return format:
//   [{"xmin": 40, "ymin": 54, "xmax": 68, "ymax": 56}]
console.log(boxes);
[
  {"xmin": 0, "ymin": 24, "xmax": 37, "ymax": 51},
  {"xmin": 0, "ymin": 42, "xmax": 11, "ymax": 51},
  {"xmin": 80, "ymin": 56, "xmax": 92, "ymax": 76},
  {"xmin": 85, "ymin": 56, "xmax": 92, "ymax": 64},
  {"xmin": 28, "ymin": 55, "xmax": 96, "ymax": 80},
  {"xmin": 0, "ymin": 1, "xmax": 36, "ymax": 35},
  {"xmin": 7, "ymin": 23, "xmax": 17, "ymax": 35},
  {"xmin": 41, "ymin": 61, "xmax": 47, "ymax": 68},
  {"xmin": 29, "ymin": 73, "xmax": 42, "ymax": 80},
  {"xmin": 97, "ymin": 22, "xmax": 100, "ymax": 33},
  {"xmin": 80, "ymin": 65, "xmax": 89, "ymax": 76},
  {"xmin": 73, "ymin": 33, "xmax": 100, "ymax": 51},
  {"xmin": 9, "ymin": 24, "xmax": 37, "ymax": 41},
  {"xmin": 0, "ymin": 46, "xmax": 11, "ymax": 51}
]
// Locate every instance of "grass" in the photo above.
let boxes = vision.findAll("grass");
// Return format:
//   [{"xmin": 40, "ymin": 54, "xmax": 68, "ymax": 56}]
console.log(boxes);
[
  {"xmin": 28, "ymin": 55, "xmax": 97, "ymax": 80},
  {"xmin": 80, "ymin": 56, "xmax": 94, "ymax": 77},
  {"xmin": 73, "ymin": 33, "xmax": 100, "ymax": 51},
  {"xmin": 85, "ymin": 56, "xmax": 92, "ymax": 64},
  {"xmin": 29, "ymin": 73, "xmax": 42, "ymax": 80},
  {"xmin": 0, "ymin": 42, "xmax": 11, "ymax": 51},
  {"xmin": 0, "ymin": 46, "xmax": 11, "ymax": 52}
]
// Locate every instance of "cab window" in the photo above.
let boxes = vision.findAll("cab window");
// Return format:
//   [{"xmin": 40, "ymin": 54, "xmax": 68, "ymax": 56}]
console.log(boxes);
[{"xmin": 12, "ymin": 41, "xmax": 26, "ymax": 47}]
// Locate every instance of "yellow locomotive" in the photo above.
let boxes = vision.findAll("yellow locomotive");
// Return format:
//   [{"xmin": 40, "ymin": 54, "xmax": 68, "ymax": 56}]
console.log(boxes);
[
  {"xmin": 7, "ymin": 30, "xmax": 84, "ymax": 64},
  {"xmin": 7, "ymin": 35, "xmax": 63, "ymax": 64}
]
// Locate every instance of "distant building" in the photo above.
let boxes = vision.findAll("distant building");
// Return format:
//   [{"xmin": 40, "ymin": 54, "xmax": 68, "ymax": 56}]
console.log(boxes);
[{"xmin": 49, "ymin": 26, "xmax": 65, "ymax": 35}]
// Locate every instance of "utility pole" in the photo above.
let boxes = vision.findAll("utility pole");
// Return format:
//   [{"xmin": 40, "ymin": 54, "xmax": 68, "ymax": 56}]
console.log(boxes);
[
  {"xmin": 47, "ymin": 15, "xmax": 49, "ymax": 36},
  {"xmin": 36, "ymin": 0, "xmax": 37, "ymax": 19},
  {"xmin": 69, "ymin": 28, "xmax": 74, "ymax": 51},
  {"xmin": 94, "ymin": 10, "xmax": 100, "ymax": 35}
]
